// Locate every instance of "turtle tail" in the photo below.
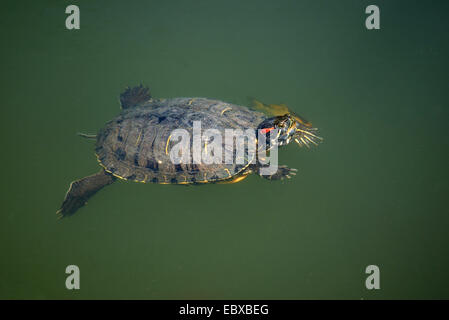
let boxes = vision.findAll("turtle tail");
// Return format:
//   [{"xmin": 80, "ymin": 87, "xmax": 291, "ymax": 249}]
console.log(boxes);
[{"xmin": 57, "ymin": 170, "xmax": 116, "ymax": 218}]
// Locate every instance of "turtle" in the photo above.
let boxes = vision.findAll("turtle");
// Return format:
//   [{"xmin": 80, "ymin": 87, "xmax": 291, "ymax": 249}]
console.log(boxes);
[{"xmin": 57, "ymin": 85, "xmax": 322, "ymax": 217}]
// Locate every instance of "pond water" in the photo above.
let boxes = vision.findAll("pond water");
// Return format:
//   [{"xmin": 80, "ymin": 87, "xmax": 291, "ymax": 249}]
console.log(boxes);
[{"xmin": 0, "ymin": 0, "xmax": 448, "ymax": 299}]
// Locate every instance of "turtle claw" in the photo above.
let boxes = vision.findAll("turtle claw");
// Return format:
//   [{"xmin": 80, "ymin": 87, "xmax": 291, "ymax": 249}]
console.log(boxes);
[
  {"xmin": 57, "ymin": 181, "xmax": 89, "ymax": 217},
  {"xmin": 261, "ymin": 165, "xmax": 298, "ymax": 181}
]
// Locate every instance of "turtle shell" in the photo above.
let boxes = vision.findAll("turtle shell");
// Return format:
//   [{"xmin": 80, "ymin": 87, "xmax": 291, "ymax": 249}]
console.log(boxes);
[{"xmin": 95, "ymin": 98, "xmax": 266, "ymax": 184}]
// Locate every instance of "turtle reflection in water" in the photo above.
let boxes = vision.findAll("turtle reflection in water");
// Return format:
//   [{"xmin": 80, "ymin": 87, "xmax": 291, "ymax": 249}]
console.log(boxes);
[{"xmin": 57, "ymin": 85, "xmax": 322, "ymax": 217}]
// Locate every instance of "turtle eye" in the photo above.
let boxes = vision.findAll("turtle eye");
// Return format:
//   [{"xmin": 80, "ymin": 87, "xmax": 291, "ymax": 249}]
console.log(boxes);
[{"xmin": 274, "ymin": 119, "xmax": 285, "ymax": 128}]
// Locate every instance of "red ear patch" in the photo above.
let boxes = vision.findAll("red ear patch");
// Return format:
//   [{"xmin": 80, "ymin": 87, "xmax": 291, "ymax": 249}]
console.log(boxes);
[{"xmin": 261, "ymin": 127, "xmax": 274, "ymax": 134}]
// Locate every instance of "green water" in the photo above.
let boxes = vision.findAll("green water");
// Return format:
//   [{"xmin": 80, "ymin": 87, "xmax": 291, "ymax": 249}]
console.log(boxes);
[{"xmin": 0, "ymin": 0, "xmax": 448, "ymax": 299}]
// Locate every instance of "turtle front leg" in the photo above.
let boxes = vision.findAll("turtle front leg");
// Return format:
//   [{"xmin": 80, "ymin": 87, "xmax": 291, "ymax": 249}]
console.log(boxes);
[
  {"xmin": 256, "ymin": 165, "xmax": 297, "ymax": 181},
  {"xmin": 250, "ymin": 99, "xmax": 291, "ymax": 116}
]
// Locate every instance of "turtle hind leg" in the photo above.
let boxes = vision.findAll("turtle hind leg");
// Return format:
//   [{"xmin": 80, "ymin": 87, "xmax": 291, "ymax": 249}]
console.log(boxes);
[
  {"xmin": 257, "ymin": 165, "xmax": 297, "ymax": 181},
  {"xmin": 120, "ymin": 84, "xmax": 152, "ymax": 109},
  {"xmin": 57, "ymin": 170, "xmax": 116, "ymax": 218}
]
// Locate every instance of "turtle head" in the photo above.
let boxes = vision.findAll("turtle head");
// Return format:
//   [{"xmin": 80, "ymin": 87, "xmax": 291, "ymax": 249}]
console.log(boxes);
[{"xmin": 257, "ymin": 113, "xmax": 322, "ymax": 149}]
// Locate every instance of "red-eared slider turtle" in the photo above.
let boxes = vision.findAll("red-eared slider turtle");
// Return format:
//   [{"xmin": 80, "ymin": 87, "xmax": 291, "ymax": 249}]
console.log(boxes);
[{"xmin": 57, "ymin": 85, "xmax": 322, "ymax": 217}]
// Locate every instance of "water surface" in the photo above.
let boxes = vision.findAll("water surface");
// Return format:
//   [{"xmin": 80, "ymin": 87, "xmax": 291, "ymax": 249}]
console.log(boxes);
[{"xmin": 0, "ymin": 0, "xmax": 448, "ymax": 299}]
